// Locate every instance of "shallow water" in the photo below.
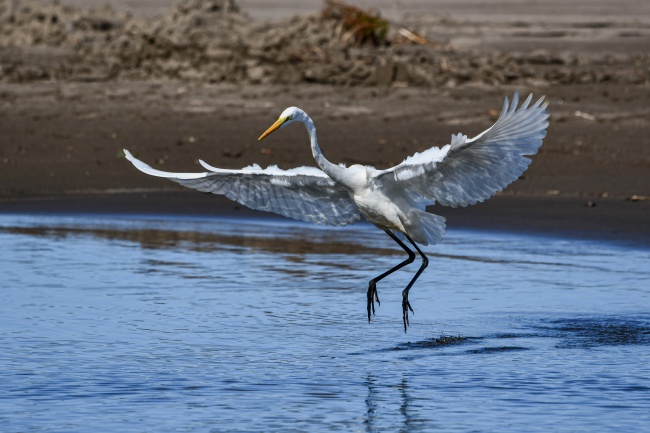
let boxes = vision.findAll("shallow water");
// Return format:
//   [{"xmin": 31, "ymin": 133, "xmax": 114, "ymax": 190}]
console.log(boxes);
[{"xmin": 1, "ymin": 214, "xmax": 649, "ymax": 432}]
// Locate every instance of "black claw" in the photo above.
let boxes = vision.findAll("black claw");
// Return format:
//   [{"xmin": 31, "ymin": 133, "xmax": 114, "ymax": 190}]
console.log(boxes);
[
  {"xmin": 402, "ymin": 292, "xmax": 414, "ymax": 332},
  {"xmin": 367, "ymin": 281, "xmax": 378, "ymax": 323},
  {"xmin": 402, "ymin": 299, "xmax": 412, "ymax": 332}
]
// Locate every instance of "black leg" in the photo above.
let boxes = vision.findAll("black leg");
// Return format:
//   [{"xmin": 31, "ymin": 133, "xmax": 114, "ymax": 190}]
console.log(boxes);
[
  {"xmin": 367, "ymin": 229, "xmax": 415, "ymax": 323},
  {"xmin": 401, "ymin": 235, "xmax": 429, "ymax": 332}
]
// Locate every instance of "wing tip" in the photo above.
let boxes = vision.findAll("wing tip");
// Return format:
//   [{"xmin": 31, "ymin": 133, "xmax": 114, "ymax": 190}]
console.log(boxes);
[
  {"xmin": 199, "ymin": 159, "xmax": 215, "ymax": 171},
  {"xmin": 508, "ymin": 92, "xmax": 549, "ymax": 111}
]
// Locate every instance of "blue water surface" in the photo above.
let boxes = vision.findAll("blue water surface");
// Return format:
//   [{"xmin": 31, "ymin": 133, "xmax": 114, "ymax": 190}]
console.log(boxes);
[{"xmin": 0, "ymin": 214, "xmax": 649, "ymax": 432}]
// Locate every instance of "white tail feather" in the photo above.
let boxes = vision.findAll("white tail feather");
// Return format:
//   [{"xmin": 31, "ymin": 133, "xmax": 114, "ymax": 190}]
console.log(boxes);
[
  {"xmin": 419, "ymin": 211, "xmax": 447, "ymax": 245},
  {"xmin": 402, "ymin": 210, "xmax": 447, "ymax": 246}
]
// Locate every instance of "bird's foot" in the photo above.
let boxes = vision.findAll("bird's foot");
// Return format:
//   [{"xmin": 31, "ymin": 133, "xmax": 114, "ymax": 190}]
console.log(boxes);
[
  {"xmin": 402, "ymin": 293, "xmax": 414, "ymax": 332},
  {"xmin": 367, "ymin": 281, "xmax": 380, "ymax": 322}
]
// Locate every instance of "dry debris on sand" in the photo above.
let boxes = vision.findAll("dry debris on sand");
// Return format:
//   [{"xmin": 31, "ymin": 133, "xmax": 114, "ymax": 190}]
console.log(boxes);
[{"xmin": 1, "ymin": 0, "xmax": 648, "ymax": 87}]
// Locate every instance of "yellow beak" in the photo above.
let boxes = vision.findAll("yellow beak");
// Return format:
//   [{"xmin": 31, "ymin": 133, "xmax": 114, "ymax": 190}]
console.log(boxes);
[{"xmin": 258, "ymin": 117, "xmax": 285, "ymax": 141}]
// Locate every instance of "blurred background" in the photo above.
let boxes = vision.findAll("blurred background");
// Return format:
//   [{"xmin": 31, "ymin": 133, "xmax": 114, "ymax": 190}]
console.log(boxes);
[{"xmin": 0, "ymin": 0, "xmax": 649, "ymax": 234}]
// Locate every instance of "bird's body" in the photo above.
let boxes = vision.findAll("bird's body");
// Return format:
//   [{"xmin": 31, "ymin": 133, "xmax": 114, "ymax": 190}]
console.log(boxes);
[
  {"xmin": 337, "ymin": 164, "xmax": 398, "ymax": 230},
  {"xmin": 125, "ymin": 93, "xmax": 549, "ymax": 331},
  {"xmin": 353, "ymin": 182, "xmax": 405, "ymax": 232}
]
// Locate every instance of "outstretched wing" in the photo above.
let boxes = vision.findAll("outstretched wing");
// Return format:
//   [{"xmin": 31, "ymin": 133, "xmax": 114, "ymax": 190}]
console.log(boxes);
[
  {"xmin": 374, "ymin": 93, "xmax": 549, "ymax": 208},
  {"xmin": 124, "ymin": 150, "xmax": 361, "ymax": 226}
]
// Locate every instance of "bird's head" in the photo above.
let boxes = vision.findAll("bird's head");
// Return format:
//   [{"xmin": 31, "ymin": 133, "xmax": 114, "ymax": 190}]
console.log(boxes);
[{"xmin": 258, "ymin": 107, "xmax": 306, "ymax": 141}]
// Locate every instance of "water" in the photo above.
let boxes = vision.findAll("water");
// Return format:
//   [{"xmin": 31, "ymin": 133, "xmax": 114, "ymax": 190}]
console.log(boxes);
[{"xmin": 1, "ymin": 213, "xmax": 649, "ymax": 432}]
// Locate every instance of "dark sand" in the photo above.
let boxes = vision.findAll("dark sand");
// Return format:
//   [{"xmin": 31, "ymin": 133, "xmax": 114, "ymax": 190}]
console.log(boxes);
[{"xmin": 1, "ymin": 0, "xmax": 648, "ymax": 246}]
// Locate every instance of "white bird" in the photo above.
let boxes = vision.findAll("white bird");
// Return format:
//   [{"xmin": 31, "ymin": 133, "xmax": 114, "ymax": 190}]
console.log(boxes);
[{"xmin": 124, "ymin": 92, "xmax": 549, "ymax": 331}]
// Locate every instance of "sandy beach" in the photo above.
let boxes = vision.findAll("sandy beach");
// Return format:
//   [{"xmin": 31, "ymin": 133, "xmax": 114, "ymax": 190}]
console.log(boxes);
[{"xmin": 1, "ymin": 0, "xmax": 648, "ymax": 244}]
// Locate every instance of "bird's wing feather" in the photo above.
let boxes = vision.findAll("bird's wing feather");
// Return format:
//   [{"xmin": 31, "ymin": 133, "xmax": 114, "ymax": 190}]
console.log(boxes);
[
  {"xmin": 124, "ymin": 150, "xmax": 361, "ymax": 226},
  {"xmin": 374, "ymin": 93, "xmax": 549, "ymax": 208}
]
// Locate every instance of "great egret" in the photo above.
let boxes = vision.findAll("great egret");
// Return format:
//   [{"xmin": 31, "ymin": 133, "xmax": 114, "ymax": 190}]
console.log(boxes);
[{"xmin": 124, "ymin": 92, "xmax": 549, "ymax": 331}]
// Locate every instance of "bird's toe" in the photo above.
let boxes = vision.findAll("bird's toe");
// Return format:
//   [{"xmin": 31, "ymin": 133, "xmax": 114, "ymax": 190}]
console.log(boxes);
[
  {"xmin": 367, "ymin": 281, "xmax": 379, "ymax": 322},
  {"xmin": 401, "ymin": 298, "xmax": 414, "ymax": 332}
]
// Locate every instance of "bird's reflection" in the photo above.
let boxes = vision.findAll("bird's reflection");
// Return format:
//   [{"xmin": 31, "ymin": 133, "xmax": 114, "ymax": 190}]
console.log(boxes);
[
  {"xmin": 398, "ymin": 376, "xmax": 414, "ymax": 433},
  {"xmin": 364, "ymin": 373, "xmax": 379, "ymax": 433},
  {"xmin": 364, "ymin": 373, "xmax": 417, "ymax": 433}
]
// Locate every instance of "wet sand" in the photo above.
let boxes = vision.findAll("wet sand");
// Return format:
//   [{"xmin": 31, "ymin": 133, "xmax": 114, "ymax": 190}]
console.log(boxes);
[
  {"xmin": 1, "ymin": 0, "xmax": 649, "ymax": 245},
  {"xmin": 1, "ymin": 191, "xmax": 648, "ymax": 247}
]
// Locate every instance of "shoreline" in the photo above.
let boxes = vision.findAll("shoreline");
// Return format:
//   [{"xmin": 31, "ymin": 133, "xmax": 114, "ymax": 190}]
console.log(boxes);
[
  {"xmin": 1, "ymin": 191, "xmax": 648, "ymax": 248},
  {"xmin": 1, "ymin": 1, "xmax": 648, "ymax": 251}
]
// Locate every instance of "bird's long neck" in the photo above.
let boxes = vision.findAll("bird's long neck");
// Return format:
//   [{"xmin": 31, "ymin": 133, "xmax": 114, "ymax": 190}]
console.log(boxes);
[{"xmin": 304, "ymin": 116, "xmax": 345, "ymax": 183}]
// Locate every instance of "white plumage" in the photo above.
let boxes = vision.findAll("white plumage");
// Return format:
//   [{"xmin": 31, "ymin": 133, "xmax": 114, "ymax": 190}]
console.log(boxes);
[
  {"xmin": 125, "ymin": 92, "xmax": 549, "ymax": 331},
  {"xmin": 124, "ymin": 153, "xmax": 361, "ymax": 226}
]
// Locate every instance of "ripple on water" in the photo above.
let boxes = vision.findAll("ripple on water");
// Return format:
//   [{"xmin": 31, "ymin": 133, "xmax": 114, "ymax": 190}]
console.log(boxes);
[
  {"xmin": 0, "ymin": 214, "xmax": 649, "ymax": 432},
  {"xmin": 540, "ymin": 315, "xmax": 650, "ymax": 348}
]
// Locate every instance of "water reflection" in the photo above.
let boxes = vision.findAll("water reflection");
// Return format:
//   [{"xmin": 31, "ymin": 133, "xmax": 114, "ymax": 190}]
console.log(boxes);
[
  {"xmin": 0, "ymin": 216, "xmax": 629, "ymax": 272},
  {"xmin": 0, "ymin": 214, "xmax": 649, "ymax": 433},
  {"xmin": 1, "ymin": 224, "xmax": 370, "ymax": 256},
  {"xmin": 363, "ymin": 373, "xmax": 427, "ymax": 432},
  {"xmin": 364, "ymin": 373, "xmax": 379, "ymax": 433},
  {"xmin": 398, "ymin": 376, "xmax": 414, "ymax": 433}
]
